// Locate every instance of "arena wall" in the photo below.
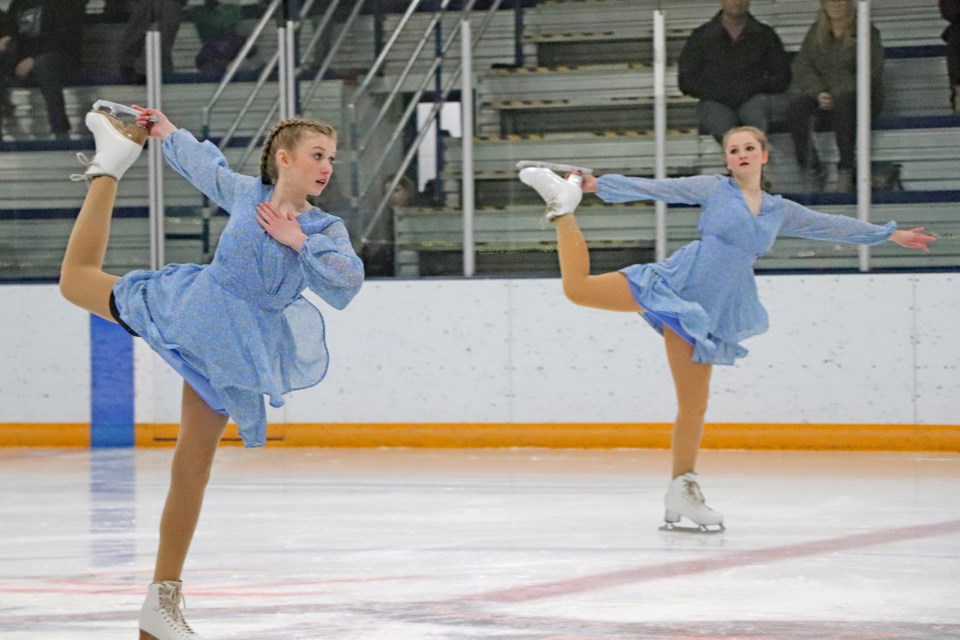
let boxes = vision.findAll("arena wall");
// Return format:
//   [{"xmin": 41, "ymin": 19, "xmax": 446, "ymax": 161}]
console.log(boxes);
[{"xmin": 1, "ymin": 274, "xmax": 957, "ymax": 449}]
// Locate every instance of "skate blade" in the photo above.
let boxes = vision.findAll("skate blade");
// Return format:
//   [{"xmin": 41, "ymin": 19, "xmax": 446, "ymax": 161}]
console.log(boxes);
[
  {"xmin": 659, "ymin": 521, "xmax": 725, "ymax": 534},
  {"xmin": 92, "ymin": 100, "xmax": 159, "ymax": 123},
  {"xmin": 515, "ymin": 160, "xmax": 594, "ymax": 176}
]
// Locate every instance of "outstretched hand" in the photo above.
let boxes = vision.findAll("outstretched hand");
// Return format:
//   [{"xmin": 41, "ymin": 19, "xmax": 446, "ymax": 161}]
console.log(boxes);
[
  {"xmin": 890, "ymin": 227, "xmax": 936, "ymax": 252},
  {"xmin": 256, "ymin": 201, "xmax": 307, "ymax": 251},
  {"xmin": 132, "ymin": 105, "xmax": 177, "ymax": 140}
]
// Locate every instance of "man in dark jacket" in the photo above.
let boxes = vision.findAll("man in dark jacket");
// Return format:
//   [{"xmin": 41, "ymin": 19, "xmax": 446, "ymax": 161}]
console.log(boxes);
[
  {"xmin": 942, "ymin": 0, "xmax": 960, "ymax": 112},
  {"xmin": 0, "ymin": 0, "xmax": 84, "ymax": 138},
  {"xmin": 678, "ymin": 0, "xmax": 791, "ymax": 144}
]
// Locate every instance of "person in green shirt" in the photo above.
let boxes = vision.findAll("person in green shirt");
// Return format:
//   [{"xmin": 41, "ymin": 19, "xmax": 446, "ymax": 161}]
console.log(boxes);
[{"xmin": 786, "ymin": 0, "xmax": 884, "ymax": 192}]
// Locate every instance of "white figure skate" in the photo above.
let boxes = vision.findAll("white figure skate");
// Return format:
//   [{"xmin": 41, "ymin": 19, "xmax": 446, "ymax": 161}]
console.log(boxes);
[
  {"xmin": 661, "ymin": 472, "xmax": 725, "ymax": 533},
  {"xmin": 70, "ymin": 101, "xmax": 149, "ymax": 182},
  {"xmin": 516, "ymin": 161, "xmax": 588, "ymax": 221},
  {"xmin": 139, "ymin": 580, "xmax": 204, "ymax": 640}
]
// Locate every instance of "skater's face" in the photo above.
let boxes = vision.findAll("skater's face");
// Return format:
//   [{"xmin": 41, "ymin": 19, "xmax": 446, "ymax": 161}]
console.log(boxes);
[
  {"xmin": 277, "ymin": 133, "xmax": 337, "ymax": 197},
  {"xmin": 724, "ymin": 130, "xmax": 768, "ymax": 178}
]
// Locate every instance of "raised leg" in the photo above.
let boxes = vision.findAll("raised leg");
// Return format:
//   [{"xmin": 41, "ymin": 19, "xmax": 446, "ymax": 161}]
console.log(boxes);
[
  {"xmin": 59, "ymin": 176, "xmax": 122, "ymax": 321},
  {"xmin": 153, "ymin": 382, "xmax": 229, "ymax": 582},
  {"xmin": 553, "ymin": 215, "xmax": 643, "ymax": 312},
  {"xmin": 662, "ymin": 327, "xmax": 712, "ymax": 478}
]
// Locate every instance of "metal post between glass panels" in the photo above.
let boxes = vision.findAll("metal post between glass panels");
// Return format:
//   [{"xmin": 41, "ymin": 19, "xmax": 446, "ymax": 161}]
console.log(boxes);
[
  {"xmin": 857, "ymin": 0, "xmax": 873, "ymax": 272},
  {"xmin": 461, "ymin": 19, "xmax": 475, "ymax": 277},
  {"xmin": 146, "ymin": 29, "xmax": 164, "ymax": 271},
  {"xmin": 653, "ymin": 9, "xmax": 667, "ymax": 262}
]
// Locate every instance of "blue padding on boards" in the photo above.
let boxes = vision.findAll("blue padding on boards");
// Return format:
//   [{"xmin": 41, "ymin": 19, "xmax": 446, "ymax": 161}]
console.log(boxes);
[{"xmin": 90, "ymin": 314, "xmax": 135, "ymax": 448}]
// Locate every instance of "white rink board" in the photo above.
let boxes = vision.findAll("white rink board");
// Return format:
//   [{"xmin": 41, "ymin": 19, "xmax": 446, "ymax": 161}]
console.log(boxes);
[{"xmin": 0, "ymin": 273, "xmax": 957, "ymax": 425}]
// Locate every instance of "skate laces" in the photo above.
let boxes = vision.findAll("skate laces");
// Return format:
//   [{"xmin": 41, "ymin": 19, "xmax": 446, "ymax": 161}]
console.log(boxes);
[
  {"xmin": 69, "ymin": 152, "xmax": 101, "ymax": 182},
  {"xmin": 158, "ymin": 583, "xmax": 197, "ymax": 635},
  {"xmin": 682, "ymin": 477, "xmax": 707, "ymax": 507}
]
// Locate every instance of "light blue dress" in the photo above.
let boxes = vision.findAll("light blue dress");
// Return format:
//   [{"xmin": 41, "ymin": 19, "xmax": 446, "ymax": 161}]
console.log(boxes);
[
  {"xmin": 112, "ymin": 129, "xmax": 364, "ymax": 447},
  {"xmin": 597, "ymin": 174, "xmax": 896, "ymax": 365}
]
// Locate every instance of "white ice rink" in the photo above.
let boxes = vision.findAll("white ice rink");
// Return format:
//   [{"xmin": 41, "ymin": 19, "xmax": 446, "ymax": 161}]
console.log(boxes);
[{"xmin": 1, "ymin": 447, "xmax": 958, "ymax": 639}]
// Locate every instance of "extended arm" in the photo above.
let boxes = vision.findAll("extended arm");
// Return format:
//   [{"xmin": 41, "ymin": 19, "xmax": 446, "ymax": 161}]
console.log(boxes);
[
  {"xmin": 135, "ymin": 106, "xmax": 256, "ymax": 212},
  {"xmin": 779, "ymin": 200, "xmax": 895, "ymax": 244},
  {"xmin": 588, "ymin": 174, "xmax": 719, "ymax": 205}
]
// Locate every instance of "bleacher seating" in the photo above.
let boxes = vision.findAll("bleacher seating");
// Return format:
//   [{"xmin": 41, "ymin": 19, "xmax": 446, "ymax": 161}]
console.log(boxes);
[
  {"xmin": 396, "ymin": 0, "xmax": 960, "ymax": 276},
  {"xmin": 1, "ymin": 0, "xmax": 958, "ymax": 281}
]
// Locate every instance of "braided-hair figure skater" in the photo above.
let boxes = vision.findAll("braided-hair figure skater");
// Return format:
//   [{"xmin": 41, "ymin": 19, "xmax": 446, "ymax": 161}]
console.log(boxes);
[
  {"xmin": 60, "ymin": 103, "xmax": 363, "ymax": 638},
  {"xmin": 518, "ymin": 126, "xmax": 934, "ymax": 533}
]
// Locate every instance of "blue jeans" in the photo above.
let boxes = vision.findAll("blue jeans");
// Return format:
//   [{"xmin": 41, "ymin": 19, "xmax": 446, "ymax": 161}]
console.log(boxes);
[{"xmin": 697, "ymin": 95, "xmax": 771, "ymax": 144}]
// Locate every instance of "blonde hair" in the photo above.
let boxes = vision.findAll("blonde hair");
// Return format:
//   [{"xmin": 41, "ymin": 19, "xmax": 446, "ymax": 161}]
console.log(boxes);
[
  {"xmin": 722, "ymin": 125, "xmax": 768, "ymax": 153},
  {"xmin": 814, "ymin": 0, "xmax": 857, "ymax": 47},
  {"xmin": 259, "ymin": 118, "xmax": 338, "ymax": 185}
]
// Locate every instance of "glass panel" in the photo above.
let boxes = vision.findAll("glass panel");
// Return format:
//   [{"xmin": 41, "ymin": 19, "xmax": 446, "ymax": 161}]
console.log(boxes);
[{"xmin": 2, "ymin": 1, "xmax": 955, "ymax": 283}]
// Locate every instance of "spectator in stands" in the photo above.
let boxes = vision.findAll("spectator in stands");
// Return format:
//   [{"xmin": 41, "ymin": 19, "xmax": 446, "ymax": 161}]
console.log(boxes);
[
  {"xmin": 0, "ymin": 0, "xmax": 83, "ymax": 139},
  {"xmin": 787, "ymin": 0, "xmax": 884, "ymax": 192},
  {"xmin": 678, "ymin": 0, "xmax": 791, "ymax": 144},
  {"xmin": 941, "ymin": 0, "xmax": 960, "ymax": 113},
  {"xmin": 118, "ymin": 0, "xmax": 187, "ymax": 82},
  {"xmin": 192, "ymin": 0, "xmax": 248, "ymax": 79}
]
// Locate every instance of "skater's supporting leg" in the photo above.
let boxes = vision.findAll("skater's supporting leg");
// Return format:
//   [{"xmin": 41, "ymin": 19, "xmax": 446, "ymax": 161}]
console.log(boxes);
[
  {"xmin": 154, "ymin": 382, "xmax": 229, "ymax": 582},
  {"xmin": 663, "ymin": 327, "xmax": 712, "ymax": 478},
  {"xmin": 554, "ymin": 215, "xmax": 643, "ymax": 312},
  {"xmin": 59, "ymin": 176, "xmax": 121, "ymax": 321}
]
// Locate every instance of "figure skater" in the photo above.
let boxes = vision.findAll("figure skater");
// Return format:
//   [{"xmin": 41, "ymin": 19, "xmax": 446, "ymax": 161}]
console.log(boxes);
[
  {"xmin": 59, "ymin": 102, "xmax": 363, "ymax": 639},
  {"xmin": 518, "ymin": 126, "xmax": 934, "ymax": 533}
]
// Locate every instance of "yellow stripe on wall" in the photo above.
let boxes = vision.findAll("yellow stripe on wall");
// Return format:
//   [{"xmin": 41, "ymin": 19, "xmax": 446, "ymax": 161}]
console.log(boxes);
[
  {"xmin": 2, "ymin": 423, "xmax": 958, "ymax": 451},
  {"xmin": 0, "ymin": 423, "xmax": 90, "ymax": 447}
]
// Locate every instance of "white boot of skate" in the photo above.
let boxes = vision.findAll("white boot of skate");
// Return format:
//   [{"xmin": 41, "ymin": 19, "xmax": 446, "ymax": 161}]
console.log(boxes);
[
  {"xmin": 661, "ymin": 472, "xmax": 725, "ymax": 533},
  {"xmin": 70, "ymin": 108, "xmax": 147, "ymax": 182},
  {"xmin": 139, "ymin": 580, "xmax": 204, "ymax": 640},
  {"xmin": 518, "ymin": 167, "xmax": 583, "ymax": 221}
]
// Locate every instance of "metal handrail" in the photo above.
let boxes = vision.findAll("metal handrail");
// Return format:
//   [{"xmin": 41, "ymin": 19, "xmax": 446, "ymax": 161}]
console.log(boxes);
[
  {"xmin": 200, "ymin": 0, "xmax": 281, "ymax": 141},
  {"xmin": 206, "ymin": 0, "xmax": 321, "ymax": 152},
  {"xmin": 360, "ymin": 0, "xmax": 505, "ymax": 247},
  {"xmin": 234, "ymin": 0, "xmax": 367, "ymax": 172}
]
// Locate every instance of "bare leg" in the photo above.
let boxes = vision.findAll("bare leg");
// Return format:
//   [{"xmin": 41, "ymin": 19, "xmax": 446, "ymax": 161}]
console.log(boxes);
[
  {"xmin": 554, "ymin": 215, "xmax": 643, "ymax": 312},
  {"xmin": 153, "ymin": 382, "xmax": 229, "ymax": 582},
  {"xmin": 59, "ymin": 176, "xmax": 122, "ymax": 321},
  {"xmin": 663, "ymin": 328, "xmax": 712, "ymax": 478}
]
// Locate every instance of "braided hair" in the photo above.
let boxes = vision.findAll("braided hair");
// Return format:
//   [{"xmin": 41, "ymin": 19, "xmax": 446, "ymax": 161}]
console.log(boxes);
[{"xmin": 259, "ymin": 118, "xmax": 338, "ymax": 185}]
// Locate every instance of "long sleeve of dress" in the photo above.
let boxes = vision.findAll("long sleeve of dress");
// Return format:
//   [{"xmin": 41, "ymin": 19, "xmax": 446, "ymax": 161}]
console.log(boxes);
[
  {"xmin": 597, "ymin": 174, "xmax": 720, "ymax": 205},
  {"xmin": 778, "ymin": 199, "xmax": 896, "ymax": 245},
  {"xmin": 299, "ymin": 220, "xmax": 364, "ymax": 310},
  {"xmin": 162, "ymin": 128, "xmax": 258, "ymax": 212}
]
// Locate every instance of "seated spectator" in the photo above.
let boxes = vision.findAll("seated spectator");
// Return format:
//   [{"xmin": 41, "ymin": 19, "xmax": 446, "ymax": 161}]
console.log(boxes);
[
  {"xmin": 192, "ymin": 0, "xmax": 249, "ymax": 79},
  {"xmin": 787, "ymin": 0, "xmax": 884, "ymax": 192},
  {"xmin": 941, "ymin": 0, "xmax": 960, "ymax": 113},
  {"xmin": 678, "ymin": 0, "xmax": 791, "ymax": 145},
  {"xmin": 118, "ymin": 0, "xmax": 186, "ymax": 82},
  {"xmin": 0, "ymin": 0, "xmax": 83, "ymax": 139}
]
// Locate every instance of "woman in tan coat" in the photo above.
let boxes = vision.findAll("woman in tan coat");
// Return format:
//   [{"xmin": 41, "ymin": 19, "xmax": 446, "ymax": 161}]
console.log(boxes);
[{"xmin": 787, "ymin": 0, "xmax": 884, "ymax": 192}]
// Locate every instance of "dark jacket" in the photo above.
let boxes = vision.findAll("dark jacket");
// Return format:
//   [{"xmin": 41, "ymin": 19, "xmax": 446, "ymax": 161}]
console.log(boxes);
[
  {"xmin": 1, "ymin": 0, "xmax": 83, "ymax": 61},
  {"xmin": 941, "ymin": 0, "xmax": 960, "ymax": 25},
  {"xmin": 678, "ymin": 11, "xmax": 791, "ymax": 109}
]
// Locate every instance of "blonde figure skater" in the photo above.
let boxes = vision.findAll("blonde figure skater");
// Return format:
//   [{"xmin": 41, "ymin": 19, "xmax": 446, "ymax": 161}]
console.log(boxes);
[
  {"xmin": 518, "ymin": 126, "xmax": 935, "ymax": 533},
  {"xmin": 60, "ymin": 103, "xmax": 363, "ymax": 638}
]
